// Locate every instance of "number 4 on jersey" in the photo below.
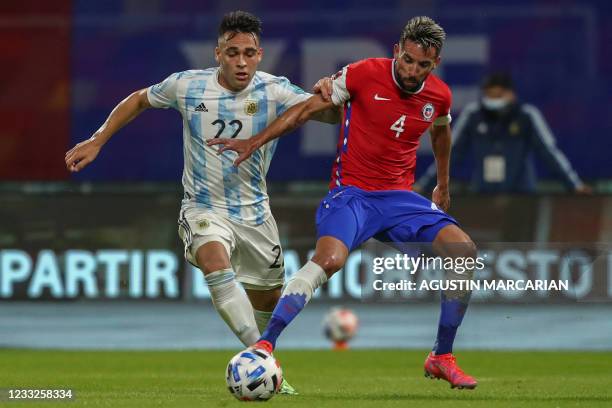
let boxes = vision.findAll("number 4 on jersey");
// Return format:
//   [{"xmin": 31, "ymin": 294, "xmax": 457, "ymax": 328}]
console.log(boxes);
[{"xmin": 390, "ymin": 115, "xmax": 406, "ymax": 138}]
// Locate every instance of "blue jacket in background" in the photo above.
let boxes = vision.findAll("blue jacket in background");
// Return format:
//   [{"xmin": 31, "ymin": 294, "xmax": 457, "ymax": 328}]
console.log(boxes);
[{"xmin": 418, "ymin": 102, "xmax": 583, "ymax": 193}]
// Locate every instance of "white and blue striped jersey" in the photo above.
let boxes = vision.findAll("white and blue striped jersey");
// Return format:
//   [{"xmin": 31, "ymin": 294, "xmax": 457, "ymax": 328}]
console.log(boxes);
[{"xmin": 147, "ymin": 68, "xmax": 310, "ymax": 225}]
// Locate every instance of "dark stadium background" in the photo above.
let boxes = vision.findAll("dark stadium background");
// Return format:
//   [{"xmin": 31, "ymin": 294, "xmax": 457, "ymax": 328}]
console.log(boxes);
[{"xmin": 3, "ymin": 0, "xmax": 612, "ymax": 183}]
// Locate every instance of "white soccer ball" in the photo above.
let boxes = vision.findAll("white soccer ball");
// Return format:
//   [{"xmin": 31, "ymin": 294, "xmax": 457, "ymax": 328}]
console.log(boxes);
[
  {"xmin": 323, "ymin": 307, "xmax": 359, "ymax": 344},
  {"xmin": 225, "ymin": 349, "xmax": 283, "ymax": 401}
]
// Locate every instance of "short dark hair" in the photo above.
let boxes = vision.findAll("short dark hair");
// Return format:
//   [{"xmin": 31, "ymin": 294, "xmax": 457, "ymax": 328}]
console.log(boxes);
[
  {"xmin": 482, "ymin": 73, "xmax": 514, "ymax": 90},
  {"xmin": 400, "ymin": 16, "xmax": 446, "ymax": 56},
  {"xmin": 218, "ymin": 11, "xmax": 262, "ymax": 42}
]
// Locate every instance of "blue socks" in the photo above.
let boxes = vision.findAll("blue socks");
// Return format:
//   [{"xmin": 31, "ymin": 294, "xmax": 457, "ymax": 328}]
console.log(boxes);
[
  {"xmin": 260, "ymin": 293, "xmax": 307, "ymax": 348},
  {"xmin": 259, "ymin": 261, "xmax": 327, "ymax": 349},
  {"xmin": 433, "ymin": 292, "xmax": 470, "ymax": 355}
]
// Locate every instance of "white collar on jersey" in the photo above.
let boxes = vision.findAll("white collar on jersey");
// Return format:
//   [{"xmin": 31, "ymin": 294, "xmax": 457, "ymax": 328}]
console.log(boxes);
[{"xmin": 391, "ymin": 59, "xmax": 426, "ymax": 95}]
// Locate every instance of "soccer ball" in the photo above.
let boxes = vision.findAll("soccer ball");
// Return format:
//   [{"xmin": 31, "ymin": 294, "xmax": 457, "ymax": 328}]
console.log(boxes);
[
  {"xmin": 225, "ymin": 349, "xmax": 283, "ymax": 401},
  {"xmin": 322, "ymin": 307, "xmax": 359, "ymax": 347}
]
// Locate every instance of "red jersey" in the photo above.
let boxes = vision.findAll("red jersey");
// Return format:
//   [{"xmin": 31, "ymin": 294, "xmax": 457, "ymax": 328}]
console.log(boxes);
[{"xmin": 329, "ymin": 58, "xmax": 452, "ymax": 191}]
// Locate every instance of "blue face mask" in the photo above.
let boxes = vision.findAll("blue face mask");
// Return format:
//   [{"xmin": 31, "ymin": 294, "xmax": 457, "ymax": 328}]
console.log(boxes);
[{"xmin": 481, "ymin": 97, "xmax": 510, "ymax": 111}]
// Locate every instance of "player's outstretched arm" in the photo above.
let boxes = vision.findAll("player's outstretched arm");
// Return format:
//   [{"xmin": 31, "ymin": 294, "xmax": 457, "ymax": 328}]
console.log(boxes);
[
  {"xmin": 65, "ymin": 88, "xmax": 151, "ymax": 172},
  {"xmin": 430, "ymin": 123, "xmax": 452, "ymax": 211},
  {"xmin": 207, "ymin": 94, "xmax": 335, "ymax": 166}
]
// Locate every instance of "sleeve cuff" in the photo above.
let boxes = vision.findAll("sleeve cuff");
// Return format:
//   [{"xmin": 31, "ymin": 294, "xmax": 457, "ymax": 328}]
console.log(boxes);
[{"xmin": 433, "ymin": 113, "xmax": 452, "ymax": 126}]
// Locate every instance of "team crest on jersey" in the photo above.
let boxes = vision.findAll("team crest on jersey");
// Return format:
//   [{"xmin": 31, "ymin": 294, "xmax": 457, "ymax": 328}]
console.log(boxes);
[
  {"xmin": 422, "ymin": 103, "xmax": 435, "ymax": 121},
  {"xmin": 244, "ymin": 100, "xmax": 258, "ymax": 116}
]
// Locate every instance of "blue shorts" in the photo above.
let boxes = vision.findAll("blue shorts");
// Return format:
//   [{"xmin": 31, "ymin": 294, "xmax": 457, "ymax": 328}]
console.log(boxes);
[{"xmin": 315, "ymin": 186, "xmax": 458, "ymax": 251}]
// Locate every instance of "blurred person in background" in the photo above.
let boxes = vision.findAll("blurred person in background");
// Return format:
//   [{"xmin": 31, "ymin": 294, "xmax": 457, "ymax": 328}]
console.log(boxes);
[
  {"xmin": 416, "ymin": 73, "xmax": 590, "ymax": 193},
  {"xmin": 65, "ymin": 10, "xmax": 338, "ymax": 395}
]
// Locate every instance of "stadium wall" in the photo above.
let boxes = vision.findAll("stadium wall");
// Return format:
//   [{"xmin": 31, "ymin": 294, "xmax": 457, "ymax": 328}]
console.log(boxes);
[{"xmin": 1, "ymin": 187, "xmax": 610, "ymax": 303}]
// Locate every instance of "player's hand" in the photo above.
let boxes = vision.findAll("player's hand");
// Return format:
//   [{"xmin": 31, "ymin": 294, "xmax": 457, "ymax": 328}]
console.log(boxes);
[
  {"xmin": 432, "ymin": 184, "xmax": 450, "ymax": 212},
  {"xmin": 65, "ymin": 138, "xmax": 102, "ymax": 172},
  {"xmin": 312, "ymin": 76, "xmax": 333, "ymax": 102},
  {"xmin": 207, "ymin": 138, "xmax": 256, "ymax": 167}
]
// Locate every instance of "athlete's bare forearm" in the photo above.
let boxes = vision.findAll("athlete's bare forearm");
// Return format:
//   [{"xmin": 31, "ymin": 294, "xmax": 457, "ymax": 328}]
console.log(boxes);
[
  {"xmin": 430, "ymin": 124, "xmax": 451, "ymax": 188},
  {"xmin": 311, "ymin": 105, "xmax": 341, "ymax": 124},
  {"xmin": 91, "ymin": 88, "xmax": 152, "ymax": 147},
  {"xmin": 251, "ymin": 94, "xmax": 336, "ymax": 149},
  {"xmin": 65, "ymin": 88, "xmax": 151, "ymax": 172}
]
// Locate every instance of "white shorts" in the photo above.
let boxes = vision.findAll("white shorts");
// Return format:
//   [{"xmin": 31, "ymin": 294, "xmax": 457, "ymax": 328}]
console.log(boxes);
[{"xmin": 178, "ymin": 207, "xmax": 285, "ymax": 290}]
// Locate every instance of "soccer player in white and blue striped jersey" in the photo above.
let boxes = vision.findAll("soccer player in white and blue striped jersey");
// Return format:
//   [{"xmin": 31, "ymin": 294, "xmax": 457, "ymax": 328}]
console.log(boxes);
[{"xmin": 65, "ymin": 11, "xmax": 338, "ymax": 395}]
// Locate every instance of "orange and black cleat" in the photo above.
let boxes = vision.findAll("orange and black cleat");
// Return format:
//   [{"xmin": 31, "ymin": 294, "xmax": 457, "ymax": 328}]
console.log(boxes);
[{"xmin": 424, "ymin": 352, "xmax": 478, "ymax": 389}]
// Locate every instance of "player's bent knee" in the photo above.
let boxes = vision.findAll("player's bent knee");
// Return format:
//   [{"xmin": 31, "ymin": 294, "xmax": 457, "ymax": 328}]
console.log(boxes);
[
  {"xmin": 199, "ymin": 259, "xmax": 231, "ymax": 275},
  {"xmin": 312, "ymin": 237, "xmax": 349, "ymax": 276},
  {"xmin": 311, "ymin": 252, "xmax": 346, "ymax": 276},
  {"xmin": 465, "ymin": 239, "xmax": 478, "ymax": 259},
  {"xmin": 195, "ymin": 243, "xmax": 231, "ymax": 275},
  {"xmin": 434, "ymin": 225, "xmax": 478, "ymax": 260},
  {"xmin": 451, "ymin": 240, "xmax": 477, "ymax": 262}
]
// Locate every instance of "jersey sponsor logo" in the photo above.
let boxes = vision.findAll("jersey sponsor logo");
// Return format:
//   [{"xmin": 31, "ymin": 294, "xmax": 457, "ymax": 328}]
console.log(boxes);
[
  {"xmin": 374, "ymin": 94, "xmax": 391, "ymax": 101},
  {"xmin": 244, "ymin": 100, "xmax": 258, "ymax": 116},
  {"xmin": 422, "ymin": 103, "xmax": 435, "ymax": 121}
]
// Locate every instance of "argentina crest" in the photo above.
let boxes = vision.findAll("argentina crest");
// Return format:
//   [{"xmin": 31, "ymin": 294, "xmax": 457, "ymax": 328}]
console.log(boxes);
[{"xmin": 244, "ymin": 99, "xmax": 258, "ymax": 116}]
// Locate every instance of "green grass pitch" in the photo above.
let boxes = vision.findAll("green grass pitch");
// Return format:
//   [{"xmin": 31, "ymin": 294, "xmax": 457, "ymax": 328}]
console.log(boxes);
[{"xmin": 1, "ymin": 349, "xmax": 611, "ymax": 407}]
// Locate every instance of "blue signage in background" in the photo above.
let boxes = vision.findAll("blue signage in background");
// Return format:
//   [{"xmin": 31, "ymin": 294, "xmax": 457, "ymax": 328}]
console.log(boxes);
[
  {"xmin": 70, "ymin": 1, "xmax": 612, "ymax": 182},
  {"xmin": 0, "ymin": 247, "xmax": 608, "ymax": 301}
]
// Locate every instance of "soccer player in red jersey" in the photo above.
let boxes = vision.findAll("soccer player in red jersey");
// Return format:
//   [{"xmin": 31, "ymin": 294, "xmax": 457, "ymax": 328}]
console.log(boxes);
[{"xmin": 209, "ymin": 16, "xmax": 478, "ymax": 389}]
